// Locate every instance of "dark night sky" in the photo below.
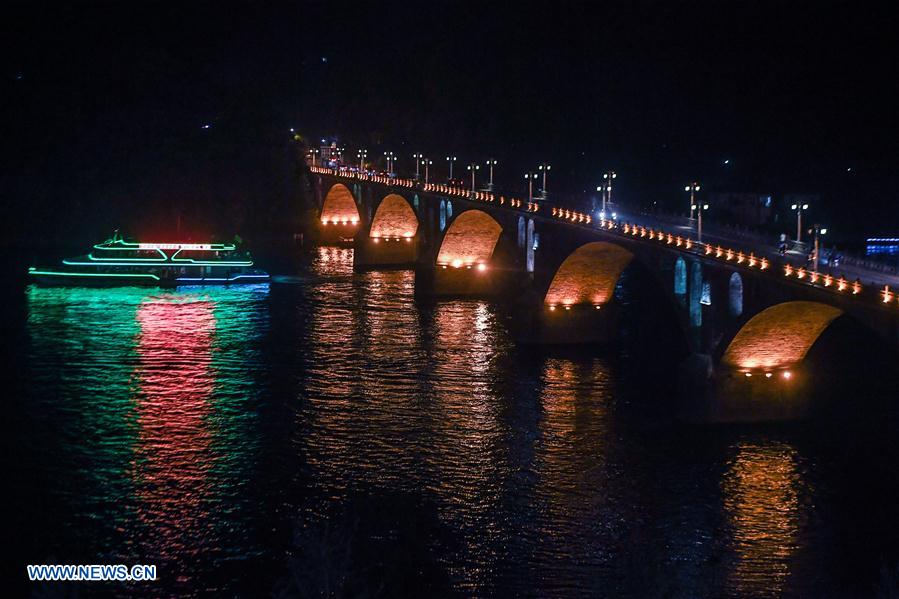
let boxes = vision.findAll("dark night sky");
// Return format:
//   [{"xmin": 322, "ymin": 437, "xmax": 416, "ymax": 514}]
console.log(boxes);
[{"xmin": 3, "ymin": 1, "xmax": 897, "ymax": 247}]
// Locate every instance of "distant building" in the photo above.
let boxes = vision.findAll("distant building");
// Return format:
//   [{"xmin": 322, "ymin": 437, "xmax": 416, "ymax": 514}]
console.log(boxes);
[{"xmin": 711, "ymin": 192, "xmax": 774, "ymax": 227}]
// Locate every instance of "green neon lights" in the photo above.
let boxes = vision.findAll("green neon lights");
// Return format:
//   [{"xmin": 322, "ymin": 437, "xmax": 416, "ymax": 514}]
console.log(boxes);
[
  {"xmin": 81, "ymin": 240, "xmax": 252, "ymax": 266},
  {"xmin": 28, "ymin": 269, "xmax": 161, "ymax": 281},
  {"xmin": 65, "ymin": 257, "xmax": 254, "ymax": 267}
]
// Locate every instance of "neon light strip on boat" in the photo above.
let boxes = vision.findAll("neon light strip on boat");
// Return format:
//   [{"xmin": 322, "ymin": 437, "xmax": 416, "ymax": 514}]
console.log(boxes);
[
  {"xmin": 176, "ymin": 274, "xmax": 270, "ymax": 282},
  {"xmin": 64, "ymin": 257, "xmax": 254, "ymax": 267},
  {"xmin": 93, "ymin": 241, "xmax": 237, "ymax": 251},
  {"xmin": 28, "ymin": 269, "xmax": 160, "ymax": 281}
]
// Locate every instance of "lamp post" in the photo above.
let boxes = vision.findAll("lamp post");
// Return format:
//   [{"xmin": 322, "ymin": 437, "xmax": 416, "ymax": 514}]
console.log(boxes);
[
  {"xmin": 467, "ymin": 163, "xmax": 480, "ymax": 191},
  {"xmin": 791, "ymin": 202, "xmax": 809, "ymax": 243},
  {"xmin": 538, "ymin": 163, "xmax": 551, "ymax": 195},
  {"xmin": 308, "ymin": 148, "xmax": 319, "ymax": 167},
  {"xmin": 602, "ymin": 171, "xmax": 617, "ymax": 208},
  {"xmin": 685, "ymin": 181, "xmax": 701, "ymax": 219},
  {"xmin": 524, "ymin": 172, "xmax": 538, "ymax": 202},
  {"xmin": 596, "ymin": 183, "xmax": 613, "ymax": 218},
  {"xmin": 485, "ymin": 159, "xmax": 497, "ymax": 188},
  {"xmin": 422, "ymin": 158, "xmax": 432, "ymax": 184},
  {"xmin": 446, "ymin": 156, "xmax": 457, "ymax": 180},
  {"xmin": 696, "ymin": 201, "xmax": 709, "ymax": 242},
  {"xmin": 812, "ymin": 224, "xmax": 827, "ymax": 272},
  {"xmin": 412, "ymin": 153, "xmax": 423, "ymax": 179},
  {"xmin": 357, "ymin": 149, "xmax": 367, "ymax": 172},
  {"xmin": 384, "ymin": 151, "xmax": 395, "ymax": 176}
]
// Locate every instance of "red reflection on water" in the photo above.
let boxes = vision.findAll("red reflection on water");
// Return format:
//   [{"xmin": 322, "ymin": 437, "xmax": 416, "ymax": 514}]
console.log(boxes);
[{"xmin": 132, "ymin": 298, "xmax": 216, "ymax": 563}]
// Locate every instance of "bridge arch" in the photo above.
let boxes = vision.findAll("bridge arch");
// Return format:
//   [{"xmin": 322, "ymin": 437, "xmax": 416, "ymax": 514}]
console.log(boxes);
[
  {"xmin": 674, "ymin": 257, "xmax": 687, "ymax": 296},
  {"xmin": 722, "ymin": 301, "xmax": 843, "ymax": 371},
  {"xmin": 321, "ymin": 183, "xmax": 359, "ymax": 224},
  {"xmin": 729, "ymin": 272, "xmax": 744, "ymax": 317},
  {"xmin": 436, "ymin": 209, "xmax": 503, "ymax": 267},
  {"xmin": 370, "ymin": 194, "xmax": 418, "ymax": 238},
  {"xmin": 689, "ymin": 262, "xmax": 703, "ymax": 326},
  {"xmin": 544, "ymin": 241, "xmax": 634, "ymax": 307},
  {"xmin": 526, "ymin": 219, "xmax": 536, "ymax": 273}
]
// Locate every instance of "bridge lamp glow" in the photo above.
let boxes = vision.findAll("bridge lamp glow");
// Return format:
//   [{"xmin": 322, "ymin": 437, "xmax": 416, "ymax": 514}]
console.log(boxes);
[
  {"xmin": 451, "ymin": 259, "xmax": 463, "ymax": 268},
  {"xmin": 477, "ymin": 263, "xmax": 487, "ymax": 271},
  {"xmin": 782, "ymin": 371, "xmax": 792, "ymax": 380},
  {"xmin": 745, "ymin": 372, "xmax": 752, "ymax": 377},
  {"xmin": 765, "ymin": 372, "xmax": 773, "ymax": 378}
]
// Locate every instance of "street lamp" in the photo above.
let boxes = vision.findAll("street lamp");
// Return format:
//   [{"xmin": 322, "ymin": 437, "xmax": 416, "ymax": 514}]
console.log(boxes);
[
  {"xmin": 538, "ymin": 163, "xmax": 551, "ymax": 195},
  {"xmin": 524, "ymin": 172, "xmax": 538, "ymax": 202},
  {"xmin": 412, "ymin": 153, "xmax": 424, "ymax": 179},
  {"xmin": 485, "ymin": 159, "xmax": 498, "ymax": 188},
  {"xmin": 602, "ymin": 170, "xmax": 618, "ymax": 209},
  {"xmin": 467, "ymin": 163, "xmax": 480, "ymax": 191},
  {"xmin": 812, "ymin": 224, "xmax": 827, "ymax": 271},
  {"xmin": 446, "ymin": 156, "xmax": 457, "ymax": 180},
  {"xmin": 384, "ymin": 151, "xmax": 396, "ymax": 176},
  {"xmin": 791, "ymin": 202, "xmax": 809, "ymax": 243},
  {"xmin": 685, "ymin": 182, "xmax": 701, "ymax": 219},
  {"xmin": 695, "ymin": 201, "xmax": 709, "ymax": 242},
  {"xmin": 421, "ymin": 158, "xmax": 433, "ymax": 184},
  {"xmin": 308, "ymin": 148, "xmax": 319, "ymax": 167},
  {"xmin": 357, "ymin": 149, "xmax": 368, "ymax": 172}
]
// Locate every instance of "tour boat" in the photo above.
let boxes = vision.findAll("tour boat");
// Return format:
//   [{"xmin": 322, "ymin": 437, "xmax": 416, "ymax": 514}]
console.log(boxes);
[{"xmin": 28, "ymin": 232, "xmax": 270, "ymax": 287}]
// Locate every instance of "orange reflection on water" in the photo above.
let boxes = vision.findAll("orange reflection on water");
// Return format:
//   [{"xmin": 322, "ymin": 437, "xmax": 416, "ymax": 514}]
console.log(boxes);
[
  {"xmin": 722, "ymin": 441, "xmax": 800, "ymax": 597},
  {"xmin": 132, "ymin": 298, "xmax": 216, "ymax": 564}
]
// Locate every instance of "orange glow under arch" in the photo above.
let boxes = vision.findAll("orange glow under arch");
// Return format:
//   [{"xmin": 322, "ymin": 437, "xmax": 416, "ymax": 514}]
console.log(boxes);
[
  {"xmin": 544, "ymin": 242, "xmax": 634, "ymax": 306},
  {"xmin": 321, "ymin": 183, "xmax": 359, "ymax": 224},
  {"xmin": 370, "ymin": 194, "xmax": 418, "ymax": 238},
  {"xmin": 722, "ymin": 301, "xmax": 843, "ymax": 369},
  {"xmin": 436, "ymin": 210, "xmax": 503, "ymax": 265}
]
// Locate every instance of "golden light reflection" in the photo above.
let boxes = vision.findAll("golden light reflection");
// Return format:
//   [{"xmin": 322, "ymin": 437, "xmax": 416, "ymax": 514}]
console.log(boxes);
[
  {"xmin": 308, "ymin": 247, "xmax": 356, "ymax": 397},
  {"xmin": 544, "ymin": 242, "xmax": 634, "ymax": 306},
  {"xmin": 722, "ymin": 301, "xmax": 843, "ymax": 369},
  {"xmin": 722, "ymin": 441, "xmax": 801, "ymax": 597}
]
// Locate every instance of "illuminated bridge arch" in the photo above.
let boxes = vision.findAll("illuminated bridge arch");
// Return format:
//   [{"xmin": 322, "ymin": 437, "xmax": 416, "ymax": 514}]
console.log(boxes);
[
  {"xmin": 544, "ymin": 241, "xmax": 634, "ymax": 307},
  {"xmin": 370, "ymin": 194, "xmax": 418, "ymax": 239},
  {"xmin": 722, "ymin": 301, "xmax": 843, "ymax": 371},
  {"xmin": 321, "ymin": 183, "xmax": 359, "ymax": 224},
  {"xmin": 436, "ymin": 209, "xmax": 503, "ymax": 266}
]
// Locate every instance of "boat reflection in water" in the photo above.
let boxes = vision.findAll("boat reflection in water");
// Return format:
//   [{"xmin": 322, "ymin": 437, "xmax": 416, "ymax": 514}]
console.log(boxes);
[
  {"xmin": 132, "ymin": 298, "xmax": 217, "ymax": 565},
  {"xmin": 25, "ymin": 284, "xmax": 269, "ymax": 593}
]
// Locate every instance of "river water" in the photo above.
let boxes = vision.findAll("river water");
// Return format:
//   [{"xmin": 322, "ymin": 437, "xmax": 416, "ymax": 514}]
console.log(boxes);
[{"xmin": 7, "ymin": 246, "xmax": 899, "ymax": 597}]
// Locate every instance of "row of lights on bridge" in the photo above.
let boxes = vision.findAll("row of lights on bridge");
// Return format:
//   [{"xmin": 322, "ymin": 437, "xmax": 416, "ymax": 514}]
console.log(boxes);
[
  {"xmin": 783, "ymin": 263, "xmax": 861, "ymax": 294},
  {"xmin": 744, "ymin": 370, "xmax": 792, "ymax": 380},
  {"xmin": 438, "ymin": 260, "xmax": 488, "ymax": 271}
]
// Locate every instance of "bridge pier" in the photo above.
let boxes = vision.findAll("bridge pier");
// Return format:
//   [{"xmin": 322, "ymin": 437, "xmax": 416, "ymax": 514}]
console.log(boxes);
[
  {"xmin": 318, "ymin": 221, "xmax": 358, "ymax": 245},
  {"xmin": 513, "ymin": 298, "xmax": 618, "ymax": 344},
  {"xmin": 353, "ymin": 235, "xmax": 418, "ymax": 270},
  {"xmin": 415, "ymin": 262, "xmax": 509, "ymax": 298},
  {"xmin": 677, "ymin": 355, "xmax": 811, "ymax": 423}
]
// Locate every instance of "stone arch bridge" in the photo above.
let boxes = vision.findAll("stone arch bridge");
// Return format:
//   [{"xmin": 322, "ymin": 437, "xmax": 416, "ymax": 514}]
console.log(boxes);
[{"xmin": 309, "ymin": 168, "xmax": 899, "ymax": 422}]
